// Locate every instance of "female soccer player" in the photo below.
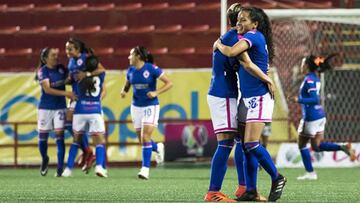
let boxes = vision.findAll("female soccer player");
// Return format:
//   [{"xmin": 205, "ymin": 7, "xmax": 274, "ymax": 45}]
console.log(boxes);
[
  {"xmin": 62, "ymin": 55, "xmax": 108, "ymax": 177},
  {"xmin": 215, "ymin": 7, "xmax": 286, "ymax": 201},
  {"xmin": 36, "ymin": 47, "xmax": 76, "ymax": 177},
  {"xmin": 65, "ymin": 38, "xmax": 106, "ymax": 172},
  {"xmin": 121, "ymin": 46, "xmax": 172, "ymax": 180},
  {"xmin": 292, "ymin": 54, "xmax": 356, "ymax": 180}
]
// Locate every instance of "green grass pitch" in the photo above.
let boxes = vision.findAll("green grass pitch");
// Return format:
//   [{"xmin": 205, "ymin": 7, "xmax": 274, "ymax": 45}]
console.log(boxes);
[{"xmin": 0, "ymin": 167, "xmax": 359, "ymax": 202}]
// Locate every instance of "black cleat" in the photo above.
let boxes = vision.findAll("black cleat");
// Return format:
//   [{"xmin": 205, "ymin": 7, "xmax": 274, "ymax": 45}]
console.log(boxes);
[
  {"xmin": 55, "ymin": 167, "xmax": 63, "ymax": 177},
  {"xmin": 236, "ymin": 190, "xmax": 257, "ymax": 201},
  {"xmin": 268, "ymin": 174, "xmax": 287, "ymax": 202},
  {"xmin": 40, "ymin": 156, "xmax": 49, "ymax": 176}
]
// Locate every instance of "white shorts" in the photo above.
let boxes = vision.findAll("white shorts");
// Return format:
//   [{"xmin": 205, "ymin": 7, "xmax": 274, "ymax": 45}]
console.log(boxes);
[
  {"xmin": 237, "ymin": 98, "xmax": 248, "ymax": 124},
  {"xmin": 298, "ymin": 118, "xmax": 326, "ymax": 137},
  {"xmin": 207, "ymin": 95, "xmax": 238, "ymax": 134},
  {"xmin": 243, "ymin": 92, "xmax": 274, "ymax": 123},
  {"xmin": 73, "ymin": 114, "xmax": 105, "ymax": 135},
  {"xmin": 37, "ymin": 109, "xmax": 66, "ymax": 132},
  {"xmin": 130, "ymin": 104, "xmax": 160, "ymax": 130}
]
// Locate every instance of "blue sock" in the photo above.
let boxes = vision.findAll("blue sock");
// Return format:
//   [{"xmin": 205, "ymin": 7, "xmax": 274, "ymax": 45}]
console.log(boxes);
[
  {"xmin": 96, "ymin": 144, "xmax": 105, "ymax": 166},
  {"xmin": 102, "ymin": 147, "xmax": 107, "ymax": 169},
  {"xmin": 208, "ymin": 139, "xmax": 233, "ymax": 191},
  {"xmin": 38, "ymin": 133, "xmax": 49, "ymax": 160},
  {"xmin": 300, "ymin": 147, "xmax": 313, "ymax": 172},
  {"xmin": 151, "ymin": 140, "xmax": 158, "ymax": 152},
  {"xmin": 318, "ymin": 142, "xmax": 341, "ymax": 151},
  {"xmin": 56, "ymin": 136, "xmax": 65, "ymax": 170},
  {"xmin": 245, "ymin": 141, "xmax": 279, "ymax": 181},
  {"xmin": 142, "ymin": 142, "xmax": 152, "ymax": 168},
  {"xmin": 81, "ymin": 134, "xmax": 89, "ymax": 150},
  {"xmin": 234, "ymin": 139, "xmax": 246, "ymax": 186},
  {"xmin": 67, "ymin": 143, "xmax": 79, "ymax": 169},
  {"xmin": 244, "ymin": 150, "xmax": 258, "ymax": 191}
]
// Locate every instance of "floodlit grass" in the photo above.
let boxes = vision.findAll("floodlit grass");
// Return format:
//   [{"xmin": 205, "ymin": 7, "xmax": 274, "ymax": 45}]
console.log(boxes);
[{"xmin": 0, "ymin": 167, "xmax": 359, "ymax": 202}]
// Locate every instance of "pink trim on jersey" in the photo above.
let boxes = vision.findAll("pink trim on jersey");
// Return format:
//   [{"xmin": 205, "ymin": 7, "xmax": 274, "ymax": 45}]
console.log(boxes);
[
  {"xmin": 240, "ymin": 38, "xmax": 252, "ymax": 48},
  {"xmin": 258, "ymin": 96, "xmax": 263, "ymax": 119},
  {"xmin": 237, "ymin": 34, "xmax": 244, "ymax": 39},
  {"xmin": 214, "ymin": 128, "xmax": 237, "ymax": 134},
  {"xmin": 226, "ymin": 98, "xmax": 231, "ymax": 128}
]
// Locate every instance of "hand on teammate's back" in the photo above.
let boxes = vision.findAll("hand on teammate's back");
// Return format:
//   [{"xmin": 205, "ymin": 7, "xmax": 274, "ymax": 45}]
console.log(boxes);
[{"xmin": 120, "ymin": 91, "xmax": 126, "ymax": 98}]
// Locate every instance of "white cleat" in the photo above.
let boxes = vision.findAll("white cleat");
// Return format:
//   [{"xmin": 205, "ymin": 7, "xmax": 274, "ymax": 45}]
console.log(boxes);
[
  {"xmin": 137, "ymin": 167, "xmax": 149, "ymax": 180},
  {"xmin": 297, "ymin": 172, "xmax": 318, "ymax": 180},
  {"xmin": 155, "ymin": 143, "xmax": 165, "ymax": 165},
  {"xmin": 62, "ymin": 167, "xmax": 72, "ymax": 177},
  {"xmin": 95, "ymin": 165, "xmax": 108, "ymax": 178}
]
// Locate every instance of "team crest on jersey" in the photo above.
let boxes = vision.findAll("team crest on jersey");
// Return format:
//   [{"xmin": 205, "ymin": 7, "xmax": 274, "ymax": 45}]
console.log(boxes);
[
  {"xmin": 77, "ymin": 58, "xmax": 83, "ymax": 66},
  {"xmin": 143, "ymin": 70, "xmax": 150, "ymax": 78},
  {"xmin": 248, "ymin": 98, "xmax": 258, "ymax": 109}
]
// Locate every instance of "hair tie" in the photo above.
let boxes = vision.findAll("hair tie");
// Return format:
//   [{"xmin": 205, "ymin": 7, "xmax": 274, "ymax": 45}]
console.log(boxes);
[{"xmin": 314, "ymin": 57, "xmax": 324, "ymax": 66}]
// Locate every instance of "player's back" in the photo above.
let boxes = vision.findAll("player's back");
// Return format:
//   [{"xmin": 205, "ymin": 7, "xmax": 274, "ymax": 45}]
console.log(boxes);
[
  {"xmin": 74, "ymin": 72, "xmax": 105, "ymax": 114},
  {"xmin": 299, "ymin": 72, "xmax": 325, "ymax": 121},
  {"xmin": 127, "ymin": 62, "xmax": 163, "ymax": 107},
  {"xmin": 238, "ymin": 30, "xmax": 269, "ymax": 98},
  {"xmin": 208, "ymin": 29, "xmax": 239, "ymax": 98}
]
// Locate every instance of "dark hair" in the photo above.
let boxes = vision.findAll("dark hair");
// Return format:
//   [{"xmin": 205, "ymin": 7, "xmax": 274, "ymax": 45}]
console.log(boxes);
[
  {"xmin": 79, "ymin": 55, "xmax": 100, "ymax": 96},
  {"xmin": 134, "ymin": 46, "xmax": 154, "ymax": 63},
  {"xmin": 227, "ymin": 3, "xmax": 242, "ymax": 27},
  {"xmin": 305, "ymin": 53, "xmax": 337, "ymax": 73},
  {"xmin": 67, "ymin": 38, "xmax": 94, "ymax": 55},
  {"xmin": 35, "ymin": 47, "xmax": 51, "ymax": 80},
  {"xmin": 242, "ymin": 7, "xmax": 275, "ymax": 63}
]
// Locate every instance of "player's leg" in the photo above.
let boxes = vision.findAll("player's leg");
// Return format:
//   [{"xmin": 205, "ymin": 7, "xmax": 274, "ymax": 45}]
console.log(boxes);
[
  {"xmin": 54, "ymin": 109, "xmax": 66, "ymax": 177},
  {"xmin": 297, "ymin": 134, "xmax": 316, "ymax": 180},
  {"xmin": 205, "ymin": 95, "xmax": 237, "ymax": 202},
  {"xmin": 138, "ymin": 124, "xmax": 155, "ymax": 180},
  {"xmin": 37, "ymin": 109, "xmax": 52, "ymax": 176}
]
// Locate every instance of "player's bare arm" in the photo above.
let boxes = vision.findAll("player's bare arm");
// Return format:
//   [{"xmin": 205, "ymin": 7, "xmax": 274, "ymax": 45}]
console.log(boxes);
[{"xmin": 147, "ymin": 74, "xmax": 173, "ymax": 99}]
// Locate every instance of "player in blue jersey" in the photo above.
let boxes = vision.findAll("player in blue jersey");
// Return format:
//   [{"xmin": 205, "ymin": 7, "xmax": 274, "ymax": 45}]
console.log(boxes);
[
  {"xmin": 205, "ymin": 4, "xmax": 272, "ymax": 202},
  {"xmin": 215, "ymin": 7, "xmax": 286, "ymax": 201},
  {"xmin": 65, "ymin": 38, "xmax": 106, "ymax": 173},
  {"xmin": 291, "ymin": 54, "xmax": 356, "ymax": 180},
  {"xmin": 36, "ymin": 47, "xmax": 77, "ymax": 177},
  {"xmin": 121, "ymin": 46, "xmax": 172, "ymax": 180},
  {"xmin": 62, "ymin": 55, "xmax": 108, "ymax": 177}
]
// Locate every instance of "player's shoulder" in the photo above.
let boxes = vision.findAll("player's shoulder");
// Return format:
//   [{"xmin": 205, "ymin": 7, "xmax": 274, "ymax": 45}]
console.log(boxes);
[{"xmin": 146, "ymin": 62, "xmax": 161, "ymax": 70}]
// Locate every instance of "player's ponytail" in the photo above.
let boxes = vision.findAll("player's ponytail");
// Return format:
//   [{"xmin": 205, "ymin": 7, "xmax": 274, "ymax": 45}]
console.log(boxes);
[
  {"xmin": 305, "ymin": 53, "xmax": 337, "ymax": 73},
  {"xmin": 34, "ymin": 47, "xmax": 51, "ymax": 80},
  {"xmin": 227, "ymin": 3, "xmax": 242, "ymax": 27},
  {"xmin": 134, "ymin": 46, "xmax": 155, "ymax": 64},
  {"xmin": 79, "ymin": 55, "xmax": 99, "ymax": 95}
]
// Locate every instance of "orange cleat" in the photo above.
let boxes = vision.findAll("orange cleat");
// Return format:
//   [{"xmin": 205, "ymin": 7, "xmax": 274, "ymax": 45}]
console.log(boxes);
[
  {"xmin": 204, "ymin": 191, "xmax": 236, "ymax": 202},
  {"xmin": 255, "ymin": 193, "xmax": 268, "ymax": 202},
  {"xmin": 345, "ymin": 143, "xmax": 356, "ymax": 162},
  {"xmin": 234, "ymin": 185, "xmax": 246, "ymax": 198}
]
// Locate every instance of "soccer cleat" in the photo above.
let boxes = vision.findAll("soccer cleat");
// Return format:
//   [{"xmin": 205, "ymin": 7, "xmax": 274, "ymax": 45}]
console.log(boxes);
[
  {"xmin": 342, "ymin": 143, "xmax": 356, "ymax": 162},
  {"xmin": 40, "ymin": 156, "xmax": 49, "ymax": 176},
  {"xmin": 76, "ymin": 152, "xmax": 86, "ymax": 167},
  {"xmin": 234, "ymin": 185, "xmax": 246, "ymax": 198},
  {"xmin": 62, "ymin": 167, "xmax": 72, "ymax": 177},
  {"xmin": 82, "ymin": 154, "xmax": 96, "ymax": 174},
  {"xmin": 95, "ymin": 165, "xmax": 108, "ymax": 178},
  {"xmin": 137, "ymin": 167, "xmax": 150, "ymax": 180},
  {"xmin": 204, "ymin": 191, "xmax": 236, "ymax": 202},
  {"xmin": 55, "ymin": 168, "xmax": 63, "ymax": 177},
  {"xmin": 155, "ymin": 143, "xmax": 165, "ymax": 165},
  {"xmin": 268, "ymin": 174, "xmax": 287, "ymax": 202},
  {"xmin": 297, "ymin": 172, "xmax": 318, "ymax": 180},
  {"xmin": 236, "ymin": 190, "xmax": 257, "ymax": 201}
]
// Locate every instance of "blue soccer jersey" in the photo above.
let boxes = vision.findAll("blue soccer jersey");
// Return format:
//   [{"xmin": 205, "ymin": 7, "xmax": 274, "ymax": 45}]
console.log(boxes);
[
  {"xmin": 298, "ymin": 72, "xmax": 325, "ymax": 121},
  {"xmin": 208, "ymin": 29, "xmax": 239, "ymax": 98},
  {"xmin": 68, "ymin": 53, "xmax": 87, "ymax": 96},
  {"xmin": 74, "ymin": 72, "xmax": 105, "ymax": 114},
  {"xmin": 38, "ymin": 64, "xmax": 68, "ymax": 110},
  {"xmin": 238, "ymin": 30, "xmax": 269, "ymax": 98},
  {"xmin": 127, "ymin": 62, "xmax": 163, "ymax": 107}
]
